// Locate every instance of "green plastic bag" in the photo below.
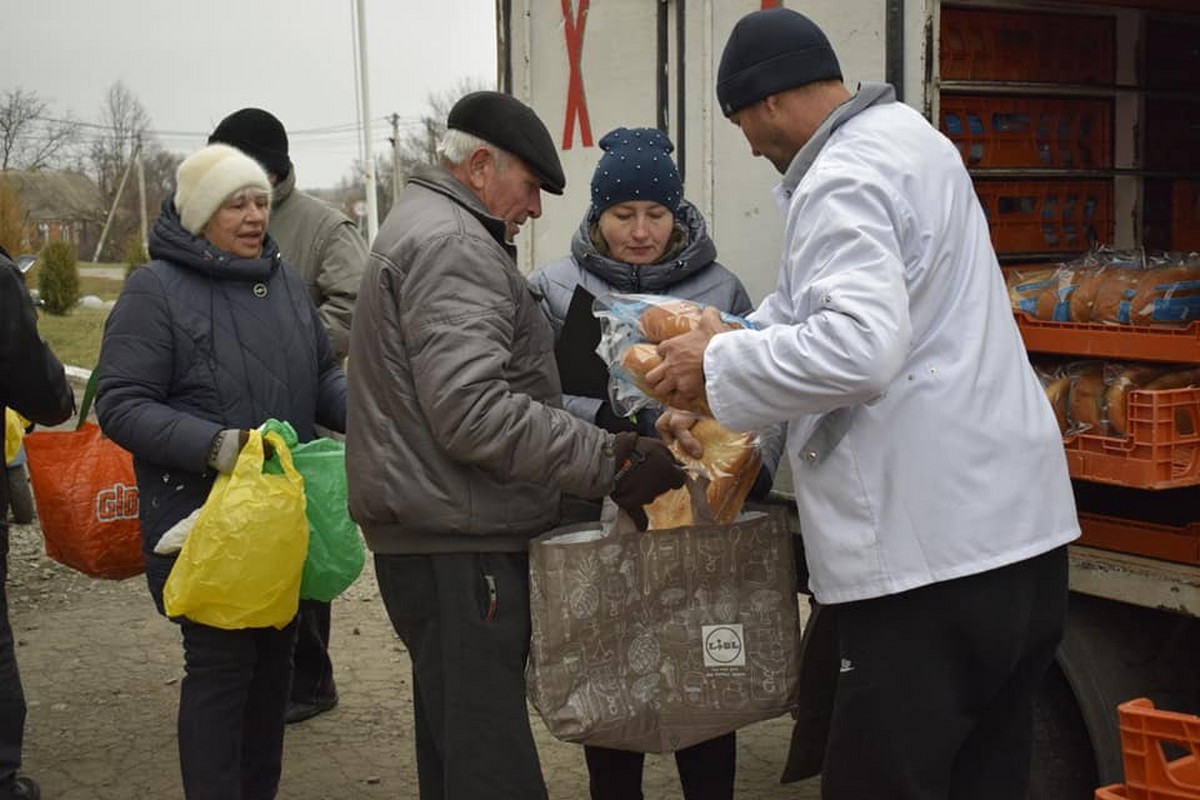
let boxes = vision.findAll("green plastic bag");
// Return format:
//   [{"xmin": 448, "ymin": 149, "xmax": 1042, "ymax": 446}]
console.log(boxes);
[
  {"xmin": 163, "ymin": 429, "xmax": 308, "ymax": 629},
  {"xmin": 261, "ymin": 420, "xmax": 364, "ymax": 601}
]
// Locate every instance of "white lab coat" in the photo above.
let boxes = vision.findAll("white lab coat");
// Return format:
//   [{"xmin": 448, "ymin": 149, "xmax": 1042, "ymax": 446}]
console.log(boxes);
[{"xmin": 705, "ymin": 96, "xmax": 1079, "ymax": 604}]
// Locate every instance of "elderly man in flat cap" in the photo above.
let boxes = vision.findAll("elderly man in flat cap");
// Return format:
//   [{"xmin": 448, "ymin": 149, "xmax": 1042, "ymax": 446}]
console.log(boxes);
[
  {"xmin": 344, "ymin": 91, "xmax": 687, "ymax": 799},
  {"xmin": 649, "ymin": 8, "xmax": 1077, "ymax": 800}
]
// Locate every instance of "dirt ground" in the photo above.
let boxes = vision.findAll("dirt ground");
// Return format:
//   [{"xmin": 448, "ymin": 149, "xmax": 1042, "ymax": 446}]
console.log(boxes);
[{"xmin": 6, "ymin": 515, "xmax": 822, "ymax": 800}]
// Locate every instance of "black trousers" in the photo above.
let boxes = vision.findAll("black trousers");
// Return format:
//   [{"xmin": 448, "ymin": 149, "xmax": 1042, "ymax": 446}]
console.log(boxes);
[
  {"xmin": 585, "ymin": 732, "xmax": 737, "ymax": 800},
  {"xmin": 289, "ymin": 599, "xmax": 336, "ymax": 705},
  {"xmin": 0, "ymin": 521, "xmax": 25, "ymax": 787},
  {"xmin": 375, "ymin": 552, "xmax": 548, "ymax": 800},
  {"xmin": 820, "ymin": 546, "xmax": 1069, "ymax": 800},
  {"xmin": 177, "ymin": 617, "xmax": 298, "ymax": 800}
]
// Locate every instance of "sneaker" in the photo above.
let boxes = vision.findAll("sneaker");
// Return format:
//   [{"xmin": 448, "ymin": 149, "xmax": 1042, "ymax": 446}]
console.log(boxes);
[
  {"xmin": 284, "ymin": 696, "xmax": 338, "ymax": 724},
  {"xmin": 0, "ymin": 776, "xmax": 40, "ymax": 800}
]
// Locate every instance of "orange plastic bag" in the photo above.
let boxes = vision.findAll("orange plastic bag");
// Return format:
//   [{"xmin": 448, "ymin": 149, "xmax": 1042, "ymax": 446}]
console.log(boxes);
[{"xmin": 23, "ymin": 421, "xmax": 144, "ymax": 579}]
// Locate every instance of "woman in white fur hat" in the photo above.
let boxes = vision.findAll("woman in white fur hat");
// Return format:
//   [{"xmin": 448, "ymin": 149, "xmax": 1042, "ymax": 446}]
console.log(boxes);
[{"xmin": 95, "ymin": 143, "xmax": 347, "ymax": 800}]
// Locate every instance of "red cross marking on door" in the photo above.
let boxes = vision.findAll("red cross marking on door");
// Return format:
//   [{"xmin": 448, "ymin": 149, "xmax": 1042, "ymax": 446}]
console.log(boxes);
[
  {"xmin": 561, "ymin": 0, "xmax": 594, "ymax": 150},
  {"xmin": 761, "ymin": 0, "xmax": 782, "ymax": 7}
]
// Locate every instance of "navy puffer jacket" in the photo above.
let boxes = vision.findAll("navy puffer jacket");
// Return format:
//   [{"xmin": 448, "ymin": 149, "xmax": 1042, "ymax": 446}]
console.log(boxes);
[{"xmin": 96, "ymin": 200, "xmax": 345, "ymax": 603}]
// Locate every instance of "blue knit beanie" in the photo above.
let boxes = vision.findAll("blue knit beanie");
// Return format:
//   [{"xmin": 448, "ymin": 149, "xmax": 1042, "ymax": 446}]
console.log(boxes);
[{"xmin": 589, "ymin": 128, "xmax": 683, "ymax": 218}]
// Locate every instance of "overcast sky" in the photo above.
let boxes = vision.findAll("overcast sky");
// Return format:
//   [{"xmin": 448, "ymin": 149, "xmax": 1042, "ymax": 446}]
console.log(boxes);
[{"xmin": 2, "ymin": 0, "xmax": 497, "ymax": 189}]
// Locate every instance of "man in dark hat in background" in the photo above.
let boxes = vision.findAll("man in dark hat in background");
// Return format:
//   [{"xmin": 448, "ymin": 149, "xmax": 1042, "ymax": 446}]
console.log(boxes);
[
  {"xmin": 344, "ymin": 91, "xmax": 687, "ymax": 799},
  {"xmin": 648, "ymin": 7, "xmax": 1078, "ymax": 799},
  {"xmin": 209, "ymin": 108, "xmax": 367, "ymax": 725},
  {"xmin": 1, "ymin": 244, "xmax": 75, "ymax": 800}
]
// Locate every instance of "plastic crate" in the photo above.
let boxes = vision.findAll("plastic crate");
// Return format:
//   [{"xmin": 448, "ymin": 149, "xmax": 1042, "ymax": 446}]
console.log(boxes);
[
  {"xmin": 1145, "ymin": 17, "xmax": 1200, "ymax": 92},
  {"xmin": 1117, "ymin": 698, "xmax": 1200, "ymax": 800},
  {"xmin": 1078, "ymin": 513, "xmax": 1200, "ymax": 566},
  {"xmin": 1174, "ymin": 182, "xmax": 1200, "ymax": 253},
  {"xmin": 1063, "ymin": 387, "xmax": 1200, "ymax": 490},
  {"xmin": 1015, "ymin": 314, "xmax": 1200, "ymax": 364},
  {"xmin": 976, "ymin": 180, "xmax": 1113, "ymax": 255},
  {"xmin": 1145, "ymin": 100, "xmax": 1200, "ymax": 173},
  {"xmin": 940, "ymin": 96, "xmax": 1113, "ymax": 169},
  {"xmin": 940, "ymin": 7, "xmax": 1115, "ymax": 85}
]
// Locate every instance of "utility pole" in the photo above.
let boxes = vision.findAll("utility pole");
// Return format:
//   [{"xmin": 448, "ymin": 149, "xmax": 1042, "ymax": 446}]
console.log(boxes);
[
  {"xmin": 390, "ymin": 112, "xmax": 402, "ymax": 204},
  {"xmin": 135, "ymin": 136, "xmax": 147, "ymax": 250},
  {"xmin": 93, "ymin": 139, "xmax": 141, "ymax": 263},
  {"xmin": 354, "ymin": 0, "xmax": 378, "ymax": 244}
]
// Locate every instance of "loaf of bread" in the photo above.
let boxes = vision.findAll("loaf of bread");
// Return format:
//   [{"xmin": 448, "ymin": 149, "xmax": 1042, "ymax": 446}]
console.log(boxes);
[
  {"xmin": 1034, "ymin": 269, "xmax": 1081, "ymax": 321},
  {"xmin": 645, "ymin": 419, "xmax": 762, "ymax": 529},
  {"xmin": 1128, "ymin": 265, "xmax": 1200, "ymax": 326},
  {"xmin": 1144, "ymin": 366, "xmax": 1200, "ymax": 391},
  {"xmin": 639, "ymin": 299, "xmax": 705, "ymax": 342},
  {"xmin": 1068, "ymin": 268, "xmax": 1107, "ymax": 322},
  {"xmin": 1043, "ymin": 375, "xmax": 1071, "ymax": 434},
  {"xmin": 619, "ymin": 343, "xmax": 713, "ymax": 417},
  {"xmin": 1068, "ymin": 363, "xmax": 1107, "ymax": 434},
  {"xmin": 1104, "ymin": 365, "xmax": 1167, "ymax": 436},
  {"xmin": 1090, "ymin": 269, "xmax": 1142, "ymax": 325},
  {"xmin": 638, "ymin": 299, "xmax": 745, "ymax": 343},
  {"xmin": 1005, "ymin": 267, "xmax": 1058, "ymax": 315}
]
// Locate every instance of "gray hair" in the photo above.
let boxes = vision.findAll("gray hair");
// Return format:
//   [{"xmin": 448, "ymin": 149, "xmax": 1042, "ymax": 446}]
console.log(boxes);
[{"xmin": 438, "ymin": 129, "xmax": 511, "ymax": 170}]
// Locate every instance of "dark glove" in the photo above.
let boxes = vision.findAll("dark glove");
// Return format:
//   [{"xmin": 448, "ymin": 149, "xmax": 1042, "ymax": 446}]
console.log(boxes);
[
  {"xmin": 595, "ymin": 401, "xmax": 638, "ymax": 434},
  {"xmin": 609, "ymin": 432, "xmax": 687, "ymax": 531}
]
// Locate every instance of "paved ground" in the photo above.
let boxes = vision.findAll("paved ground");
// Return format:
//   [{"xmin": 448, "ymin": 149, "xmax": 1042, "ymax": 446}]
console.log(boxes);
[{"xmin": 6, "ymin": 517, "xmax": 822, "ymax": 799}]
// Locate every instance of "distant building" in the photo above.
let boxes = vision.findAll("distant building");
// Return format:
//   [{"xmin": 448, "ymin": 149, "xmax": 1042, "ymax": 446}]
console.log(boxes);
[{"xmin": 0, "ymin": 169, "xmax": 105, "ymax": 256}]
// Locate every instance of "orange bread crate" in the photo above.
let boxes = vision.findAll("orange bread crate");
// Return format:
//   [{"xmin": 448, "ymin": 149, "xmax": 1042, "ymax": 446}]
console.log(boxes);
[
  {"xmin": 1117, "ymin": 698, "xmax": 1200, "ymax": 800},
  {"xmin": 940, "ymin": 95, "xmax": 1113, "ymax": 169},
  {"xmin": 1015, "ymin": 314, "xmax": 1200, "ymax": 364},
  {"xmin": 976, "ymin": 179, "xmax": 1113, "ymax": 255},
  {"xmin": 1064, "ymin": 387, "xmax": 1200, "ymax": 490},
  {"xmin": 1078, "ymin": 513, "xmax": 1200, "ymax": 566},
  {"xmin": 940, "ymin": 7, "xmax": 1115, "ymax": 84},
  {"xmin": 1174, "ymin": 181, "xmax": 1200, "ymax": 253}
]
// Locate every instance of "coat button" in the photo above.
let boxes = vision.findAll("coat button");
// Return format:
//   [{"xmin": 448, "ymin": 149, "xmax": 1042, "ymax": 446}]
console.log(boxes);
[
  {"xmin": 253, "ymin": 283, "xmax": 268, "ymax": 298},
  {"xmin": 804, "ymin": 450, "xmax": 818, "ymax": 462}
]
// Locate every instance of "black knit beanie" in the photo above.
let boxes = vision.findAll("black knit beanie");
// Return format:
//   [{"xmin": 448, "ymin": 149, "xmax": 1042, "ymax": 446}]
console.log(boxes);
[
  {"xmin": 717, "ymin": 8, "xmax": 843, "ymax": 117},
  {"xmin": 208, "ymin": 108, "xmax": 292, "ymax": 180},
  {"xmin": 589, "ymin": 127, "xmax": 683, "ymax": 218}
]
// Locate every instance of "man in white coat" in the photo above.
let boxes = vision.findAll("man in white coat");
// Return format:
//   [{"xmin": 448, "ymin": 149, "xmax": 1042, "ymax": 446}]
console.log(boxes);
[{"xmin": 648, "ymin": 8, "xmax": 1080, "ymax": 800}]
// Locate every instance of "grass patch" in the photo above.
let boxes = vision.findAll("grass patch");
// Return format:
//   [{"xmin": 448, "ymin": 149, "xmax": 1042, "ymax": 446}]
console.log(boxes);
[
  {"xmin": 37, "ymin": 307, "xmax": 110, "ymax": 369},
  {"xmin": 32, "ymin": 265, "xmax": 126, "ymax": 369}
]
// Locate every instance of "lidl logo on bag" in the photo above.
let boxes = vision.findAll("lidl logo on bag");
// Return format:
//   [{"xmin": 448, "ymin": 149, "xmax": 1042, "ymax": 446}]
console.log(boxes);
[
  {"xmin": 96, "ymin": 483, "xmax": 139, "ymax": 522},
  {"xmin": 701, "ymin": 624, "xmax": 745, "ymax": 668}
]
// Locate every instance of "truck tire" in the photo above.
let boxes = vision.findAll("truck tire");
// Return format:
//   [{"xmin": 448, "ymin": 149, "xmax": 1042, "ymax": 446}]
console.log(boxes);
[
  {"xmin": 1028, "ymin": 662, "xmax": 1097, "ymax": 800},
  {"xmin": 6, "ymin": 463, "xmax": 35, "ymax": 524}
]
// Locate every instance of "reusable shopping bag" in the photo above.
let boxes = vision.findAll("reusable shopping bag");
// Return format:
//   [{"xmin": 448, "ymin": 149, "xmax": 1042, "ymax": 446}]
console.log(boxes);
[
  {"xmin": 259, "ymin": 419, "xmax": 364, "ymax": 601},
  {"xmin": 162, "ymin": 428, "xmax": 308, "ymax": 630},
  {"xmin": 22, "ymin": 369, "xmax": 144, "ymax": 579},
  {"xmin": 526, "ymin": 499, "xmax": 802, "ymax": 753}
]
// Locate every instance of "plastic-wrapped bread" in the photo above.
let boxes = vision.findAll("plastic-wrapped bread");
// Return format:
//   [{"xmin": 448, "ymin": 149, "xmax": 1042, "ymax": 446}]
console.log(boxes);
[
  {"xmin": 618, "ymin": 343, "xmax": 713, "ymax": 417},
  {"xmin": 1068, "ymin": 268, "xmax": 1107, "ymax": 322},
  {"xmin": 1104, "ymin": 365, "xmax": 1168, "ymax": 436},
  {"xmin": 1090, "ymin": 269, "xmax": 1143, "ymax": 325},
  {"xmin": 638, "ymin": 298, "xmax": 745, "ymax": 343},
  {"xmin": 1005, "ymin": 266, "xmax": 1058, "ymax": 316},
  {"xmin": 645, "ymin": 419, "xmax": 762, "ymax": 529},
  {"xmin": 1128, "ymin": 265, "xmax": 1200, "ymax": 326},
  {"xmin": 1043, "ymin": 375, "xmax": 1071, "ymax": 434},
  {"xmin": 1068, "ymin": 363, "xmax": 1107, "ymax": 434}
]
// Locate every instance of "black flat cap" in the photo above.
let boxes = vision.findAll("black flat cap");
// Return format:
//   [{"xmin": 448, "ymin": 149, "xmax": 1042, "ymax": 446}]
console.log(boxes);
[{"xmin": 447, "ymin": 91, "xmax": 565, "ymax": 195}]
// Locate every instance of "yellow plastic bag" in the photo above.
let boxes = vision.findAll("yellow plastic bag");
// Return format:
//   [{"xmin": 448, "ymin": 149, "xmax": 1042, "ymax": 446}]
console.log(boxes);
[
  {"xmin": 5, "ymin": 409, "xmax": 28, "ymax": 464},
  {"xmin": 163, "ymin": 429, "xmax": 309, "ymax": 630}
]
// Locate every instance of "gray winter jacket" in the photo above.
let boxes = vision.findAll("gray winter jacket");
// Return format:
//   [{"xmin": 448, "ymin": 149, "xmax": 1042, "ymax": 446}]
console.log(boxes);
[
  {"xmin": 528, "ymin": 201, "xmax": 753, "ymax": 425},
  {"xmin": 346, "ymin": 165, "xmax": 617, "ymax": 554},
  {"xmin": 268, "ymin": 169, "xmax": 366, "ymax": 360},
  {"xmin": 96, "ymin": 200, "xmax": 346, "ymax": 592}
]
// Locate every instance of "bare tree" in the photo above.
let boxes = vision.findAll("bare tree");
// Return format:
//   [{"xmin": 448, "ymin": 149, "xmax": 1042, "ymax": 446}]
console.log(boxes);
[
  {"xmin": 0, "ymin": 88, "xmax": 80, "ymax": 170},
  {"xmin": 88, "ymin": 81, "xmax": 153, "ymax": 260}
]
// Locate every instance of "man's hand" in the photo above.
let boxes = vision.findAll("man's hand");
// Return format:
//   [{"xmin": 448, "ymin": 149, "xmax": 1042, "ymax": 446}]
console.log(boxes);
[
  {"xmin": 646, "ymin": 307, "xmax": 731, "ymax": 416},
  {"xmin": 655, "ymin": 408, "xmax": 704, "ymax": 459},
  {"xmin": 609, "ymin": 432, "xmax": 688, "ymax": 530}
]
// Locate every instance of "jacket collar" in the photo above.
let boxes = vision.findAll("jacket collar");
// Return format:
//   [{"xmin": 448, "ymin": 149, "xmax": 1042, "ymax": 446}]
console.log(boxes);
[
  {"xmin": 779, "ymin": 81, "xmax": 896, "ymax": 196},
  {"xmin": 272, "ymin": 168, "xmax": 296, "ymax": 209},
  {"xmin": 408, "ymin": 164, "xmax": 513, "ymax": 254}
]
